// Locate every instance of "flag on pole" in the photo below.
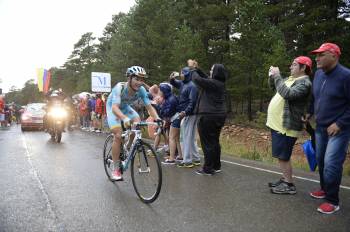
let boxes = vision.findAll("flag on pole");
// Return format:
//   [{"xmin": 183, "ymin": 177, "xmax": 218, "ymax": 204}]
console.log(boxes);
[
  {"xmin": 37, "ymin": 68, "xmax": 44, "ymax": 92},
  {"xmin": 43, "ymin": 70, "xmax": 51, "ymax": 93},
  {"xmin": 37, "ymin": 68, "xmax": 51, "ymax": 93}
]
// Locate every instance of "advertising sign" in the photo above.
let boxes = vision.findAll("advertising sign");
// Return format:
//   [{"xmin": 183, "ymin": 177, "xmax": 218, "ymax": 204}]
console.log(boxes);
[{"xmin": 91, "ymin": 72, "xmax": 111, "ymax": 92}]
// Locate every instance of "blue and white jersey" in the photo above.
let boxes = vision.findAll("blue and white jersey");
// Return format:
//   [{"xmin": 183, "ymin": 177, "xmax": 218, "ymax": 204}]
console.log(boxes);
[{"xmin": 106, "ymin": 82, "xmax": 150, "ymax": 117}]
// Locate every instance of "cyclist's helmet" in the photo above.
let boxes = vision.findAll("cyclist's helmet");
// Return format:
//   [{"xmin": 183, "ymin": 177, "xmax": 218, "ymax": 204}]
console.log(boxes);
[{"xmin": 126, "ymin": 66, "xmax": 147, "ymax": 78}]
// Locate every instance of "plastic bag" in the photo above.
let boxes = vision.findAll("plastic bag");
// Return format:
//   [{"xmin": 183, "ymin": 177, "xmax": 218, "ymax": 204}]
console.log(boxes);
[{"xmin": 302, "ymin": 139, "xmax": 317, "ymax": 171}]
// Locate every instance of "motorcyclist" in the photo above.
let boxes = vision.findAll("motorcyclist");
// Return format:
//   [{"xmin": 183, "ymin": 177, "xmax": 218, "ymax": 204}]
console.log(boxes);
[{"xmin": 43, "ymin": 89, "xmax": 66, "ymax": 131}]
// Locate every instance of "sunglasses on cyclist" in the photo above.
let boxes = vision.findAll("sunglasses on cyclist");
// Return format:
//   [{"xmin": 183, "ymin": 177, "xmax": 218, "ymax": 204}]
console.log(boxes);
[{"xmin": 131, "ymin": 75, "xmax": 145, "ymax": 82}]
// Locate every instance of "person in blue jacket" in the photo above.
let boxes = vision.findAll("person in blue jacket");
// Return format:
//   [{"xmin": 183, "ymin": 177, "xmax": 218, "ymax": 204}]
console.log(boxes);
[
  {"xmin": 163, "ymin": 67, "xmax": 199, "ymax": 167},
  {"xmin": 306, "ymin": 43, "xmax": 350, "ymax": 214},
  {"xmin": 152, "ymin": 83, "xmax": 178, "ymax": 154}
]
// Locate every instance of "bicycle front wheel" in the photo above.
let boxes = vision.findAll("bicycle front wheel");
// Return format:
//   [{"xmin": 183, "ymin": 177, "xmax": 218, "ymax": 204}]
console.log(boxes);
[
  {"xmin": 131, "ymin": 141, "xmax": 162, "ymax": 203},
  {"xmin": 103, "ymin": 134, "xmax": 114, "ymax": 181}
]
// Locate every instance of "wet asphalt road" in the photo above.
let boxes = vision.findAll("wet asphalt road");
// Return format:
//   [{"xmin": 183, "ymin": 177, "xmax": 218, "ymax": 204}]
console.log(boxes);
[{"xmin": 0, "ymin": 125, "xmax": 350, "ymax": 232}]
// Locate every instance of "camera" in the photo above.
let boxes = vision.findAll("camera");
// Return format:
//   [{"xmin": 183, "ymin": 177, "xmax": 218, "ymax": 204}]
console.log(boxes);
[{"xmin": 170, "ymin": 71, "xmax": 180, "ymax": 79}]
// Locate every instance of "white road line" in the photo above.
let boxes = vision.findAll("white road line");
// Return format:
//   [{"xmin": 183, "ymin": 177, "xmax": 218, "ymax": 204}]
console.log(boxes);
[
  {"xmin": 221, "ymin": 159, "xmax": 350, "ymax": 190},
  {"xmin": 22, "ymin": 135, "xmax": 59, "ymax": 232}
]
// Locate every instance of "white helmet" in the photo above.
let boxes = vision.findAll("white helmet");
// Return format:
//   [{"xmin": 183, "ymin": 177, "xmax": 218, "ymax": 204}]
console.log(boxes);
[{"xmin": 126, "ymin": 66, "xmax": 147, "ymax": 78}]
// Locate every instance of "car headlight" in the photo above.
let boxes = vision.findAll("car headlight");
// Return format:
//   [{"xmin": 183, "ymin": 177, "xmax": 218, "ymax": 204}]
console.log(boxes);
[
  {"xmin": 48, "ymin": 107, "xmax": 67, "ymax": 118},
  {"xmin": 21, "ymin": 114, "xmax": 31, "ymax": 121}
]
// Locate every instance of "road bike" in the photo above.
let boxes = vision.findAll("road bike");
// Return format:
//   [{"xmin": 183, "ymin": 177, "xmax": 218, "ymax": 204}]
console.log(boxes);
[{"xmin": 103, "ymin": 121, "xmax": 163, "ymax": 203}]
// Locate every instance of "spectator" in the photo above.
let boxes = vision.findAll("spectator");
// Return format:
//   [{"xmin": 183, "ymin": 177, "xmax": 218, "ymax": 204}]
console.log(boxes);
[
  {"xmin": 95, "ymin": 93, "xmax": 103, "ymax": 133},
  {"xmin": 0, "ymin": 95, "xmax": 5, "ymax": 128},
  {"xmin": 266, "ymin": 56, "xmax": 312, "ymax": 194},
  {"xmin": 90, "ymin": 94, "xmax": 97, "ymax": 132},
  {"xmin": 192, "ymin": 64, "xmax": 228, "ymax": 175},
  {"xmin": 145, "ymin": 84, "xmax": 164, "ymax": 145},
  {"xmin": 86, "ymin": 94, "xmax": 92, "ymax": 130},
  {"xmin": 166, "ymin": 67, "xmax": 199, "ymax": 167},
  {"xmin": 156, "ymin": 82, "xmax": 178, "ymax": 155},
  {"xmin": 307, "ymin": 43, "xmax": 350, "ymax": 214},
  {"xmin": 102, "ymin": 93, "xmax": 108, "ymax": 132},
  {"xmin": 79, "ymin": 98, "xmax": 89, "ymax": 129},
  {"xmin": 148, "ymin": 84, "xmax": 160, "ymax": 101}
]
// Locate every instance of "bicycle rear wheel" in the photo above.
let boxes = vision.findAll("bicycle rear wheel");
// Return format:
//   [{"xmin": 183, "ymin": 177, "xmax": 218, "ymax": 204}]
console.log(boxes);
[
  {"xmin": 131, "ymin": 141, "xmax": 162, "ymax": 203},
  {"xmin": 103, "ymin": 134, "xmax": 114, "ymax": 180}
]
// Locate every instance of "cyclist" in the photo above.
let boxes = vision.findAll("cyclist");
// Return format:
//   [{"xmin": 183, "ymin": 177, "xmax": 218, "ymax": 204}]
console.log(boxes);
[{"xmin": 106, "ymin": 66, "xmax": 160, "ymax": 181}]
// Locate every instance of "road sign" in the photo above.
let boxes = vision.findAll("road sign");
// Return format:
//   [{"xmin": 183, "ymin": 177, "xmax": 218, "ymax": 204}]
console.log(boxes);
[{"xmin": 91, "ymin": 72, "xmax": 111, "ymax": 92}]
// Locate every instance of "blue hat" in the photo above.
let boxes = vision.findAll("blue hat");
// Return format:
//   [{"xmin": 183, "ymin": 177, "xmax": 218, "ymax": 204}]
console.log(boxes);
[{"xmin": 181, "ymin": 67, "xmax": 191, "ymax": 77}]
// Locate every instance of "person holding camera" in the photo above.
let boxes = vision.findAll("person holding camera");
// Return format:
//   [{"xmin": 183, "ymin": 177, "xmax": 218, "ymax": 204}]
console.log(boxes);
[
  {"xmin": 267, "ymin": 56, "xmax": 313, "ymax": 194},
  {"xmin": 191, "ymin": 63, "xmax": 228, "ymax": 175}
]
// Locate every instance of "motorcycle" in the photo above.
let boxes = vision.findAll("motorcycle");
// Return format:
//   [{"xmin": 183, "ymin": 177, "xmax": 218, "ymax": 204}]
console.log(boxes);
[{"xmin": 47, "ymin": 104, "xmax": 67, "ymax": 143}]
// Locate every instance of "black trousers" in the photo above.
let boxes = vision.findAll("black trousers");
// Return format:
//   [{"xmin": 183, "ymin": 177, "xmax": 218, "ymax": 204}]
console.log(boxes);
[{"xmin": 197, "ymin": 115, "xmax": 226, "ymax": 172}]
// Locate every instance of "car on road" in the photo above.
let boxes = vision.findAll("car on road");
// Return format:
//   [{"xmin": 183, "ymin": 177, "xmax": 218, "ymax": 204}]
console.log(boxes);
[{"xmin": 21, "ymin": 103, "xmax": 46, "ymax": 131}]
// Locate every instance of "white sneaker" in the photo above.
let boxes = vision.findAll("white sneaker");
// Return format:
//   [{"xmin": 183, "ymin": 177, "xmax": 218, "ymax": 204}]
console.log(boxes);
[
  {"xmin": 163, "ymin": 145, "xmax": 169, "ymax": 152},
  {"xmin": 111, "ymin": 169, "xmax": 123, "ymax": 181},
  {"xmin": 95, "ymin": 129, "xmax": 101, "ymax": 133}
]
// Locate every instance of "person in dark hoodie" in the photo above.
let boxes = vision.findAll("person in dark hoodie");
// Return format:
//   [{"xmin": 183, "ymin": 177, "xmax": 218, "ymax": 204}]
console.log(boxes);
[{"xmin": 191, "ymin": 63, "xmax": 228, "ymax": 175}]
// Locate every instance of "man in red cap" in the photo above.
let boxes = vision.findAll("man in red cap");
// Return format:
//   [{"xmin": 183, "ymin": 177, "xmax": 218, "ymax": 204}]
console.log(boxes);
[
  {"xmin": 266, "ymin": 56, "xmax": 313, "ymax": 194},
  {"xmin": 306, "ymin": 42, "xmax": 350, "ymax": 214}
]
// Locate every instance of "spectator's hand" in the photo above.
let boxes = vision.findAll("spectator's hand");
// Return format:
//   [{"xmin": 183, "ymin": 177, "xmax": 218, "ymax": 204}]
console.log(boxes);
[
  {"xmin": 154, "ymin": 95, "xmax": 164, "ymax": 105},
  {"xmin": 301, "ymin": 114, "xmax": 311, "ymax": 122},
  {"xmin": 268, "ymin": 66, "xmax": 280, "ymax": 78},
  {"xmin": 327, "ymin": 123, "xmax": 340, "ymax": 136},
  {"xmin": 179, "ymin": 111, "xmax": 186, "ymax": 119}
]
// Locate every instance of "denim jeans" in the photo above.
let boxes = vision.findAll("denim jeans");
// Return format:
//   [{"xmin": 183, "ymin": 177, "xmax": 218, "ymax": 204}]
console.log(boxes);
[{"xmin": 316, "ymin": 126, "xmax": 350, "ymax": 205}]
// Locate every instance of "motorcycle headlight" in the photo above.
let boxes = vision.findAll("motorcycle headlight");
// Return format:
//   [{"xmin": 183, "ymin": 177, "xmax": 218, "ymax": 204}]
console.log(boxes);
[{"xmin": 48, "ymin": 107, "xmax": 67, "ymax": 118}]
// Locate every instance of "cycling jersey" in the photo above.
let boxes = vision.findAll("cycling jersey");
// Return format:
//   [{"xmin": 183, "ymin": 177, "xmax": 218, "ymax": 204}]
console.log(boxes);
[{"xmin": 106, "ymin": 82, "xmax": 150, "ymax": 129}]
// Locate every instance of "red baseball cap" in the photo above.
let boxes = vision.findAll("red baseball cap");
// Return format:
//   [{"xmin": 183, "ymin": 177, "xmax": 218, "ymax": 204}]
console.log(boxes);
[
  {"xmin": 310, "ymin": 43, "xmax": 341, "ymax": 57},
  {"xmin": 294, "ymin": 56, "xmax": 312, "ymax": 69}
]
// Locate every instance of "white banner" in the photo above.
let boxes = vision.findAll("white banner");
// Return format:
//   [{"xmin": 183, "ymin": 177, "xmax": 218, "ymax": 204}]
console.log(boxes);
[{"xmin": 91, "ymin": 72, "xmax": 111, "ymax": 92}]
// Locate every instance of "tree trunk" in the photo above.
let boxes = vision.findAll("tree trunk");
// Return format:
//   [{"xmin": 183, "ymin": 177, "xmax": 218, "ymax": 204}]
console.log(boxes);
[{"xmin": 247, "ymin": 75, "xmax": 253, "ymax": 121}]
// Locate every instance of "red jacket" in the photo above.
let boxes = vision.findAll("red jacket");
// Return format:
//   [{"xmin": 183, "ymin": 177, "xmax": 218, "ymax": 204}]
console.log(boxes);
[
  {"xmin": 0, "ymin": 99, "xmax": 4, "ymax": 114},
  {"xmin": 95, "ymin": 98, "xmax": 103, "ymax": 114},
  {"xmin": 79, "ymin": 101, "xmax": 88, "ymax": 116}
]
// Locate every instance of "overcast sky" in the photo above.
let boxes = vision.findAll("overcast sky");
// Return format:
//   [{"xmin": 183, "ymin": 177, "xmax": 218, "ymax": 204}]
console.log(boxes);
[{"xmin": 0, "ymin": 0, "xmax": 135, "ymax": 93}]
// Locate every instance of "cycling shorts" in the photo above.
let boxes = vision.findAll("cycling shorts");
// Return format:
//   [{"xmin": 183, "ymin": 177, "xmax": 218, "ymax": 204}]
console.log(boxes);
[{"xmin": 107, "ymin": 105, "xmax": 139, "ymax": 129}]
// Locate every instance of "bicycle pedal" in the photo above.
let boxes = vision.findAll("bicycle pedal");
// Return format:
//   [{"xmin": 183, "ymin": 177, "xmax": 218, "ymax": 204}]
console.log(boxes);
[{"xmin": 138, "ymin": 167, "xmax": 151, "ymax": 173}]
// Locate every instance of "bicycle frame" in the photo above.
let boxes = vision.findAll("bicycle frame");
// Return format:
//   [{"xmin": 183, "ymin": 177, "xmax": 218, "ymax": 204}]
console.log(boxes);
[{"xmin": 120, "ymin": 122, "xmax": 161, "ymax": 171}]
